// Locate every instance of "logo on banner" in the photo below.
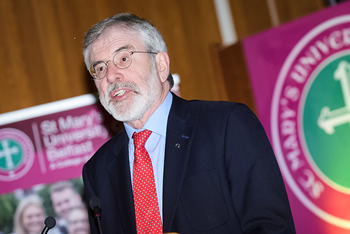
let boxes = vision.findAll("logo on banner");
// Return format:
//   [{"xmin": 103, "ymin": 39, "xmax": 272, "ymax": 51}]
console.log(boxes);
[
  {"xmin": 0, "ymin": 128, "xmax": 35, "ymax": 181},
  {"xmin": 272, "ymin": 15, "xmax": 350, "ymax": 229}
]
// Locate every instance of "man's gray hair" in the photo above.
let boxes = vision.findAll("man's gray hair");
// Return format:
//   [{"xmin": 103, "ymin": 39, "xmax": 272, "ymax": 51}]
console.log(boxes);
[
  {"xmin": 83, "ymin": 13, "xmax": 173, "ymax": 88},
  {"xmin": 83, "ymin": 13, "xmax": 167, "ymax": 69}
]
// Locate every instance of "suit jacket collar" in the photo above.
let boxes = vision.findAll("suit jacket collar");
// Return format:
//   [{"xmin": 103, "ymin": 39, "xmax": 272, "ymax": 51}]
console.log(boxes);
[{"xmin": 163, "ymin": 94, "xmax": 195, "ymax": 230}]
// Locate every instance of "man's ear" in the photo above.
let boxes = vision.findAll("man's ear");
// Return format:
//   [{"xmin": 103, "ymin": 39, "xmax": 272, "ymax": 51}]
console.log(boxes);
[{"xmin": 155, "ymin": 52, "xmax": 170, "ymax": 83}]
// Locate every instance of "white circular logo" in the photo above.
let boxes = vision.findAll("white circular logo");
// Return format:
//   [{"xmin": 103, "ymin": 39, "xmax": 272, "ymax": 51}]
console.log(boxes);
[
  {"xmin": 0, "ymin": 128, "xmax": 35, "ymax": 181},
  {"xmin": 272, "ymin": 15, "xmax": 350, "ymax": 229}
]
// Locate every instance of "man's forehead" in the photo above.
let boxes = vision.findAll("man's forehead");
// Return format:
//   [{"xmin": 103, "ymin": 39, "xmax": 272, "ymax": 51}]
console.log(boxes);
[
  {"xmin": 99, "ymin": 26, "xmax": 140, "ymax": 46},
  {"xmin": 90, "ymin": 26, "xmax": 143, "ymax": 59}
]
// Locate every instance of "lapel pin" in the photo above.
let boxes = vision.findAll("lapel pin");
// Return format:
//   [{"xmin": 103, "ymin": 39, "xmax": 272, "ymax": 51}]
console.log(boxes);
[{"xmin": 175, "ymin": 143, "xmax": 181, "ymax": 148}]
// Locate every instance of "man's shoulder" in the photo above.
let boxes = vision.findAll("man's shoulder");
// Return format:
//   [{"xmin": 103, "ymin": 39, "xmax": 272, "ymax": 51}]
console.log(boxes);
[
  {"xmin": 175, "ymin": 95, "xmax": 250, "ymax": 115},
  {"xmin": 84, "ymin": 129, "xmax": 127, "ymax": 168},
  {"xmin": 190, "ymin": 99, "xmax": 244, "ymax": 108}
]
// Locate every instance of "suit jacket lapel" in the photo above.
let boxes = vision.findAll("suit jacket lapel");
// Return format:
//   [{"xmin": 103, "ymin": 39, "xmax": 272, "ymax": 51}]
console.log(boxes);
[
  {"xmin": 107, "ymin": 132, "xmax": 137, "ymax": 234},
  {"xmin": 163, "ymin": 95, "xmax": 195, "ymax": 230}
]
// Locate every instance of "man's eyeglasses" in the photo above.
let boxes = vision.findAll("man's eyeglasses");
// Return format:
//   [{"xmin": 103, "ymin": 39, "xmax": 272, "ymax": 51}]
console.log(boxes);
[{"xmin": 89, "ymin": 50, "xmax": 158, "ymax": 80}]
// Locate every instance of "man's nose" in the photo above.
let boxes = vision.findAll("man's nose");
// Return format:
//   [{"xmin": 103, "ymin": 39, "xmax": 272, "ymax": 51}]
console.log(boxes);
[{"xmin": 105, "ymin": 61, "xmax": 122, "ymax": 83}]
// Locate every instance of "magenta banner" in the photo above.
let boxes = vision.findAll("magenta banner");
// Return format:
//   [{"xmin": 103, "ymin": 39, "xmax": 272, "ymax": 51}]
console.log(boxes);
[
  {"xmin": 0, "ymin": 94, "xmax": 121, "ymax": 233},
  {"xmin": 243, "ymin": 2, "xmax": 350, "ymax": 233},
  {"xmin": 0, "ymin": 94, "xmax": 116, "ymax": 194}
]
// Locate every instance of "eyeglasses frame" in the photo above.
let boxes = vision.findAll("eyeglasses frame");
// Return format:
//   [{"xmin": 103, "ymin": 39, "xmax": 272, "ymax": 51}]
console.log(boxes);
[{"xmin": 89, "ymin": 50, "xmax": 158, "ymax": 80}]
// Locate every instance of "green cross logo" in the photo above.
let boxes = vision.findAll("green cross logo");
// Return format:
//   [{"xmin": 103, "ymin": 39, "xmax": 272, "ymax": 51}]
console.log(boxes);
[
  {"xmin": 303, "ymin": 55, "xmax": 350, "ymax": 191},
  {"xmin": 0, "ymin": 139, "xmax": 24, "ymax": 171}
]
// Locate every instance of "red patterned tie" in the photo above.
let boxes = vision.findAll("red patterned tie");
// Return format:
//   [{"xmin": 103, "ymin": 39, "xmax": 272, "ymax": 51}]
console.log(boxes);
[{"xmin": 133, "ymin": 130, "xmax": 163, "ymax": 234}]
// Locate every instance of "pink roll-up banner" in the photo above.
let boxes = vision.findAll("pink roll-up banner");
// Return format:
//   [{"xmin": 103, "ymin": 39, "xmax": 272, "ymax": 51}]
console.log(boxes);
[
  {"xmin": 0, "ymin": 76, "xmax": 181, "ymax": 233},
  {"xmin": 243, "ymin": 1, "xmax": 350, "ymax": 233},
  {"xmin": 0, "ymin": 94, "xmax": 121, "ymax": 233}
]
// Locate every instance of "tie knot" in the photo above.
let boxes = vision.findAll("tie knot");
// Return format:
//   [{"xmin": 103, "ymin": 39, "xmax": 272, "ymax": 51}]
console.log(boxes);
[{"xmin": 133, "ymin": 130, "xmax": 152, "ymax": 149}]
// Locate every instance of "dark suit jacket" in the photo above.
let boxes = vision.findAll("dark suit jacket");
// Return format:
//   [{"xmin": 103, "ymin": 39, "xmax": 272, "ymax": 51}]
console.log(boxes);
[{"xmin": 83, "ymin": 94, "xmax": 295, "ymax": 234}]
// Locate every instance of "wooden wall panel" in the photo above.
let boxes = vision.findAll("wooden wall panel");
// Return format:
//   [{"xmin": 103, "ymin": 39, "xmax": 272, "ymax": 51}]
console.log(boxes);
[
  {"xmin": 210, "ymin": 42, "xmax": 255, "ymax": 112},
  {"xmin": 274, "ymin": 0, "xmax": 326, "ymax": 24},
  {"xmin": 229, "ymin": 0, "xmax": 273, "ymax": 38},
  {"xmin": 229, "ymin": 0, "xmax": 325, "ymax": 39},
  {"xmin": 0, "ymin": 0, "xmax": 222, "ymax": 113},
  {"xmin": 0, "ymin": 0, "xmax": 328, "ymax": 114}
]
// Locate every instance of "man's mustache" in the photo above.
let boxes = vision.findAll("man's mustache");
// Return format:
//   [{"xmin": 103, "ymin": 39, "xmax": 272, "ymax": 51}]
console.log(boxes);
[{"xmin": 107, "ymin": 82, "xmax": 139, "ymax": 94}]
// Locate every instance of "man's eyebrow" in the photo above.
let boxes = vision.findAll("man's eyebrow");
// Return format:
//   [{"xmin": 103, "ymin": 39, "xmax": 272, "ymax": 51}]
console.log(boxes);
[{"xmin": 114, "ymin": 45, "xmax": 133, "ymax": 53}]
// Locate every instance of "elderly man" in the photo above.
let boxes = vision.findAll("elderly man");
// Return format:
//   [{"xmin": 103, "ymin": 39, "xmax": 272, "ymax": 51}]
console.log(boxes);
[{"xmin": 82, "ymin": 13, "xmax": 295, "ymax": 234}]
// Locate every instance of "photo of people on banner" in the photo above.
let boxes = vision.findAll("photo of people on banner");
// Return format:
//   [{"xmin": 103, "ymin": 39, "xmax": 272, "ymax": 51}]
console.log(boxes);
[{"xmin": 0, "ymin": 178, "xmax": 89, "ymax": 234}]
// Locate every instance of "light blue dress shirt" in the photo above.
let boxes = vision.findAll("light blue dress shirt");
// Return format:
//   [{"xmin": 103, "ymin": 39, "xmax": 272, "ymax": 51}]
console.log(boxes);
[{"xmin": 124, "ymin": 92, "xmax": 173, "ymax": 221}]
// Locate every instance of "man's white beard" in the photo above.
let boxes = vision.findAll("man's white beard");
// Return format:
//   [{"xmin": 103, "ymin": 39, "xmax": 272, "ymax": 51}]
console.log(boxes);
[{"xmin": 99, "ymin": 67, "xmax": 161, "ymax": 122}]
